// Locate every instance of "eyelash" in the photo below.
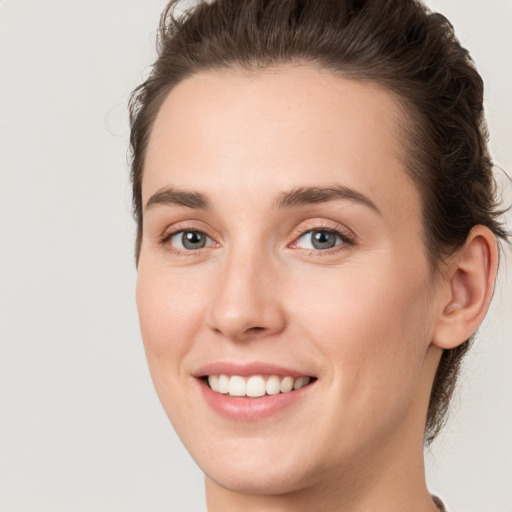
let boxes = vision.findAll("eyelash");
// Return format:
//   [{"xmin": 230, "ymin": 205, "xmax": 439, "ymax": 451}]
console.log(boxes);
[{"xmin": 159, "ymin": 224, "xmax": 355, "ymax": 256}]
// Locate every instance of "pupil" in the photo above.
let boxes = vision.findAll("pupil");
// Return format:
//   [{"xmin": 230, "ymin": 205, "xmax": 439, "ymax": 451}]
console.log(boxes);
[
  {"xmin": 182, "ymin": 231, "xmax": 206, "ymax": 249},
  {"xmin": 312, "ymin": 231, "xmax": 336, "ymax": 249}
]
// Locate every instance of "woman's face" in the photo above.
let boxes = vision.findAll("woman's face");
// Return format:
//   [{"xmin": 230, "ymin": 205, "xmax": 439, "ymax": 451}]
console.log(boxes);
[{"xmin": 137, "ymin": 66, "xmax": 443, "ymax": 495}]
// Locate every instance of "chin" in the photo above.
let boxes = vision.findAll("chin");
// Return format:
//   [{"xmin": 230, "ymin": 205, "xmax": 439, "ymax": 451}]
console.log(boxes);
[
  {"xmin": 203, "ymin": 459, "xmax": 317, "ymax": 497},
  {"xmin": 185, "ymin": 431, "xmax": 331, "ymax": 497}
]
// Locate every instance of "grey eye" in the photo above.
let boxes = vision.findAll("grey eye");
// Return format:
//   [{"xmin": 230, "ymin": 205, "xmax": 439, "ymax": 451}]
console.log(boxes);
[
  {"xmin": 296, "ymin": 230, "xmax": 342, "ymax": 250},
  {"xmin": 170, "ymin": 230, "xmax": 210, "ymax": 250}
]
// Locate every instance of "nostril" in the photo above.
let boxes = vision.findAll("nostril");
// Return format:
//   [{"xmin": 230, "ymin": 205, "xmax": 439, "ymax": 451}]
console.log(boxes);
[{"xmin": 248, "ymin": 326, "xmax": 265, "ymax": 333}]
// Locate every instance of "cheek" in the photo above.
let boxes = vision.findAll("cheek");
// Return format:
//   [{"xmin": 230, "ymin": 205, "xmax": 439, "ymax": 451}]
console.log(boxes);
[
  {"xmin": 135, "ymin": 262, "xmax": 206, "ymax": 389},
  {"xmin": 290, "ymin": 260, "xmax": 433, "ymax": 411},
  {"xmin": 292, "ymin": 258, "xmax": 431, "ymax": 342}
]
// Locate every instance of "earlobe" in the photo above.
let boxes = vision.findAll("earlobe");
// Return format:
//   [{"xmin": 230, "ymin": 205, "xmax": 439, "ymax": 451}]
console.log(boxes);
[{"xmin": 432, "ymin": 225, "xmax": 499, "ymax": 350}]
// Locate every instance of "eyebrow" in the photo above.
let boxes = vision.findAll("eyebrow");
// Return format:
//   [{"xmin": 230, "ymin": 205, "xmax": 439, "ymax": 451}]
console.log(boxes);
[
  {"xmin": 145, "ymin": 187, "xmax": 211, "ymax": 211},
  {"xmin": 144, "ymin": 184, "xmax": 380, "ymax": 215},
  {"xmin": 274, "ymin": 185, "xmax": 381, "ymax": 214}
]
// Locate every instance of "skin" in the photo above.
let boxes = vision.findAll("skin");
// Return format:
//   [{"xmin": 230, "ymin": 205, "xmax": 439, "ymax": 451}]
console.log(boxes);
[{"xmin": 136, "ymin": 66, "xmax": 497, "ymax": 511}]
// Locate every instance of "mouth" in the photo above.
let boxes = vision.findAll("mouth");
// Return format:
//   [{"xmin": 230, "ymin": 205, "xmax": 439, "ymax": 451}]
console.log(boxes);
[
  {"xmin": 194, "ymin": 362, "xmax": 317, "ymax": 420},
  {"xmin": 202, "ymin": 374, "xmax": 316, "ymax": 398}
]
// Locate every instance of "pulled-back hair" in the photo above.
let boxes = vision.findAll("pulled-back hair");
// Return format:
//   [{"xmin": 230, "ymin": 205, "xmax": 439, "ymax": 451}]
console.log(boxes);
[{"xmin": 129, "ymin": 0, "xmax": 507, "ymax": 443}]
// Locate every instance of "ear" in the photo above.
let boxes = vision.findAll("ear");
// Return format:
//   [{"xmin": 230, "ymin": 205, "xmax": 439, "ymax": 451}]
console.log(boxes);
[{"xmin": 432, "ymin": 225, "xmax": 499, "ymax": 350}]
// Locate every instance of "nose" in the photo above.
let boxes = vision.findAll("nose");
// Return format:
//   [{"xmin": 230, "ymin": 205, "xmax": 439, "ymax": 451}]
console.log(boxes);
[{"xmin": 206, "ymin": 249, "xmax": 286, "ymax": 341}]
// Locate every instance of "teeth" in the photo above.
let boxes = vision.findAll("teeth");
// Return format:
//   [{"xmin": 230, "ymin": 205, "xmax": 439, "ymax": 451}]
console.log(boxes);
[
  {"xmin": 247, "ymin": 375, "xmax": 266, "ymax": 397},
  {"xmin": 218, "ymin": 374, "xmax": 229, "ymax": 394},
  {"xmin": 293, "ymin": 376, "xmax": 310, "ymax": 390},
  {"xmin": 228, "ymin": 375, "xmax": 246, "ymax": 396},
  {"xmin": 280, "ymin": 376, "xmax": 294, "ymax": 393},
  {"xmin": 265, "ymin": 375, "xmax": 281, "ymax": 395},
  {"xmin": 207, "ymin": 374, "xmax": 312, "ymax": 397},
  {"xmin": 208, "ymin": 375, "xmax": 219, "ymax": 391}
]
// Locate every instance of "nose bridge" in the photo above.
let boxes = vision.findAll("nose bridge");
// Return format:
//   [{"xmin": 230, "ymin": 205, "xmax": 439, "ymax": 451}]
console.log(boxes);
[{"xmin": 207, "ymin": 239, "xmax": 284, "ymax": 340}]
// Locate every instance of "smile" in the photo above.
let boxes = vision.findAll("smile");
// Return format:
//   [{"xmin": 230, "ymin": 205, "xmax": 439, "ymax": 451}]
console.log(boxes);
[
  {"xmin": 195, "ymin": 362, "xmax": 317, "ymax": 420},
  {"xmin": 207, "ymin": 374, "xmax": 312, "ymax": 397}
]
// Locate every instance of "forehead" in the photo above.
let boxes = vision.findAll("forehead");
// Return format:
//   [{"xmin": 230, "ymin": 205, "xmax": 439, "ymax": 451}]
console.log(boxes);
[{"xmin": 143, "ymin": 65, "xmax": 419, "ymax": 221}]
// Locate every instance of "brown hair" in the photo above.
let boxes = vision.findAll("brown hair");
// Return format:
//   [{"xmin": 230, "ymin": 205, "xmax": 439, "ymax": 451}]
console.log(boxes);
[{"xmin": 129, "ymin": 0, "xmax": 508, "ymax": 443}]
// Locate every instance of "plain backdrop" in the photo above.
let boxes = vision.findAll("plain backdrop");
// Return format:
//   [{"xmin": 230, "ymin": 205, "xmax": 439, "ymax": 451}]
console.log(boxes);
[{"xmin": 0, "ymin": 1, "xmax": 511, "ymax": 511}]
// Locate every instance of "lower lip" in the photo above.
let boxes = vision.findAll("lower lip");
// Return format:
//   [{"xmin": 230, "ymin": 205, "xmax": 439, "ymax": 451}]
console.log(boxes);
[{"xmin": 197, "ymin": 378, "xmax": 315, "ymax": 421}]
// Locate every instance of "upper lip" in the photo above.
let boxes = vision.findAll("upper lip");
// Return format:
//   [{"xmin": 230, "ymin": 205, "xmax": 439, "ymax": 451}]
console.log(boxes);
[{"xmin": 193, "ymin": 361, "xmax": 315, "ymax": 378}]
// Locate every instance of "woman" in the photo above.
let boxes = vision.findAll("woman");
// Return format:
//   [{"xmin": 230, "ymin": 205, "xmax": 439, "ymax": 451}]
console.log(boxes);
[{"xmin": 129, "ymin": 0, "xmax": 508, "ymax": 510}]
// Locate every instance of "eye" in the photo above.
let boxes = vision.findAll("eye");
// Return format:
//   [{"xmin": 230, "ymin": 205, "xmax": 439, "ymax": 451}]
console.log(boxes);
[
  {"xmin": 167, "ymin": 230, "xmax": 212, "ymax": 250},
  {"xmin": 295, "ymin": 229, "xmax": 345, "ymax": 250}
]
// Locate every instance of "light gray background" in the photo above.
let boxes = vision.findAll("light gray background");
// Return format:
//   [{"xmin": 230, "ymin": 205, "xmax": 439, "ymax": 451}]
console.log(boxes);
[{"xmin": 1, "ymin": 1, "xmax": 510, "ymax": 510}]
